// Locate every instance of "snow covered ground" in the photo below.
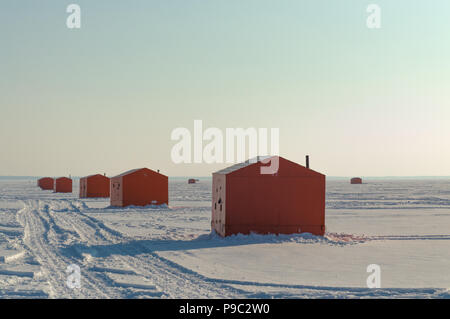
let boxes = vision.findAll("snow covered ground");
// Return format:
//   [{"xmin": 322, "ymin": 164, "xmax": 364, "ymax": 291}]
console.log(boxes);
[{"xmin": 0, "ymin": 178, "xmax": 450, "ymax": 298}]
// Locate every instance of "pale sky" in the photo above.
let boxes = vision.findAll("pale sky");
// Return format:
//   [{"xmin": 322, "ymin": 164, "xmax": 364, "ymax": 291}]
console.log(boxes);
[{"xmin": 1, "ymin": 1, "xmax": 450, "ymax": 177}]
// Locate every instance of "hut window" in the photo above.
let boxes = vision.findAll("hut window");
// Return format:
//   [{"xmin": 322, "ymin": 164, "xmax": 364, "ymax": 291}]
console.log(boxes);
[
  {"xmin": 214, "ymin": 203, "xmax": 217, "ymax": 210},
  {"xmin": 220, "ymin": 204, "xmax": 222, "ymax": 211}
]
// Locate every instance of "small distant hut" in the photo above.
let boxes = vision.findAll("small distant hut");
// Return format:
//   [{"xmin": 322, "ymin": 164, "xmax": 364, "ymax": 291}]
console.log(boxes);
[
  {"xmin": 79, "ymin": 174, "xmax": 110, "ymax": 198},
  {"xmin": 110, "ymin": 168, "xmax": 168, "ymax": 207},
  {"xmin": 188, "ymin": 179, "xmax": 199, "ymax": 184},
  {"xmin": 37, "ymin": 177, "xmax": 54, "ymax": 190},
  {"xmin": 350, "ymin": 177, "xmax": 363, "ymax": 184},
  {"xmin": 54, "ymin": 177, "xmax": 72, "ymax": 193}
]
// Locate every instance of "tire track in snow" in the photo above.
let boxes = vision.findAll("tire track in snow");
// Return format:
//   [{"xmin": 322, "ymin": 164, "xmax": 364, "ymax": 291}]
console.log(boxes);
[
  {"xmin": 68, "ymin": 200, "xmax": 450, "ymax": 299},
  {"xmin": 113, "ymin": 246, "xmax": 243, "ymax": 298},
  {"xmin": 12, "ymin": 199, "xmax": 449, "ymax": 299},
  {"xmin": 43, "ymin": 200, "xmax": 170, "ymax": 297},
  {"xmin": 64, "ymin": 200, "xmax": 244, "ymax": 298},
  {"xmin": 16, "ymin": 200, "xmax": 121, "ymax": 298}
]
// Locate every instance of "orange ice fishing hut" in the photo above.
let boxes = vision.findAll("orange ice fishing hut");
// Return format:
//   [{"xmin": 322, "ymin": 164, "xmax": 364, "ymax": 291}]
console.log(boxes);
[
  {"xmin": 110, "ymin": 168, "xmax": 168, "ymax": 207},
  {"xmin": 54, "ymin": 177, "xmax": 72, "ymax": 193},
  {"xmin": 351, "ymin": 177, "xmax": 362, "ymax": 184},
  {"xmin": 37, "ymin": 177, "xmax": 54, "ymax": 190},
  {"xmin": 79, "ymin": 174, "xmax": 110, "ymax": 198},
  {"xmin": 212, "ymin": 156, "xmax": 326, "ymax": 237}
]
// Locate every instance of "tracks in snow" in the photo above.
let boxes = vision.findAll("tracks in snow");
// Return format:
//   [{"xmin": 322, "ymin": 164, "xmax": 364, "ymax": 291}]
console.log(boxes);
[
  {"xmin": 10, "ymin": 199, "xmax": 450, "ymax": 299},
  {"xmin": 16, "ymin": 200, "xmax": 123, "ymax": 298},
  {"xmin": 65, "ymin": 200, "xmax": 242, "ymax": 298},
  {"xmin": 15, "ymin": 199, "xmax": 242, "ymax": 298}
]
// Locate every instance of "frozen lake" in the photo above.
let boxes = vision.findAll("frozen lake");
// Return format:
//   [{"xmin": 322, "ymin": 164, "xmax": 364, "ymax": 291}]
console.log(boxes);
[{"xmin": 0, "ymin": 178, "xmax": 449, "ymax": 298}]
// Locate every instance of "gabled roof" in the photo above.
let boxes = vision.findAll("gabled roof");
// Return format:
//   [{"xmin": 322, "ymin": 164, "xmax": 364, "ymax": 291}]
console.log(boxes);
[
  {"xmin": 55, "ymin": 177, "xmax": 72, "ymax": 180},
  {"xmin": 214, "ymin": 156, "xmax": 272, "ymax": 174},
  {"xmin": 213, "ymin": 156, "xmax": 324, "ymax": 177},
  {"xmin": 115, "ymin": 168, "xmax": 142, "ymax": 177},
  {"xmin": 82, "ymin": 174, "xmax": 109, "ymax": 179},
  {"xmin": 112, "ymin": 167, "xmax": 167, "ymax": 179}
]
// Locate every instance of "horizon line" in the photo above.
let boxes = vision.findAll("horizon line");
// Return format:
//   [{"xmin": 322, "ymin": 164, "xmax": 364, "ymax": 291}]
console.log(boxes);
[{"xmin": 1, "ymin": 175, "xmax": 450, "ymax": 180}]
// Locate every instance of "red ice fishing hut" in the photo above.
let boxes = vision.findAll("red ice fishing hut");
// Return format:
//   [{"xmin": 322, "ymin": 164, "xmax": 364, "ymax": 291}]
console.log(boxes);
[
  {"xmin": 212, "ymin": 156, "xmax": 326, "ymax": 237},
  {"xmin": 79, "ymin": 174, "xmax": 110, "ymax": 198},
  {"xmin": 110, "ymin": 168, "xmax": 168, "ymax": 207},
  {"xmin": 54, "ymin": 177, "xmax": 72, "ymax": 193},
  {"xmin": 351, "ymin": 177, "xmax": 362, "ymax": 184},
  {"xmin": 37, "ymin": 177, "xmax": 54, "ymax": 190}
]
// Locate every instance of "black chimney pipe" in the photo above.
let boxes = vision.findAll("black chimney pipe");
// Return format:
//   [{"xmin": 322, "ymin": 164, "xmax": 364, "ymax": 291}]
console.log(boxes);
[{"xmin": 306, "ymin": 155, "xmax": 310, "ymax": 169}]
